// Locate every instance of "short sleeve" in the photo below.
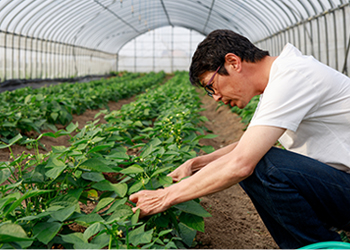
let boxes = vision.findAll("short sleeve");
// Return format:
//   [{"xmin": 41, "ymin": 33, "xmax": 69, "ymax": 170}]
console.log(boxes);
[{"xmin": 249, "ymin": 66, "xmax": 320, "ymax": 132}]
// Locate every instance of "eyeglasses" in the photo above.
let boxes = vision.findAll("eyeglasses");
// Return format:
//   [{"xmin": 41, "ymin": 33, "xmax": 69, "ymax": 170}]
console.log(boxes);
[{"xmin": 204, "ymin": 66, "xmax": 221, "ymax": 97}]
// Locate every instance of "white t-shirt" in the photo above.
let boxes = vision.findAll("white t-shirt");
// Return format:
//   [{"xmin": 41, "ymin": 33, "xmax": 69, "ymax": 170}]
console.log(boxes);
[{"xmin": 249, "ymin": 43, "xmax": 350, "ymax": 173}]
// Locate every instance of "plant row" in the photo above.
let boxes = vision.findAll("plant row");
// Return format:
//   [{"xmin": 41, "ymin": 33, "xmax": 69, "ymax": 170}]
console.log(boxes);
[
  {"xmin": 0, "ymin": 71, "xmax": 165, "ymax": 142},
  {"xmin": 230, "ymin": 95, "xmax": 259, "ymax": 126},
  {"xmin": 0, "ymin": 71, "xmax": 216, "ymax": 249}
]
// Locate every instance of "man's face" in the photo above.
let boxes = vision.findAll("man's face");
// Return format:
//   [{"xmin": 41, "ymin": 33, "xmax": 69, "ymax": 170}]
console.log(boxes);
[{"xmin": 199, "ymin": 64, "xmax": 252, "ymax": 109}]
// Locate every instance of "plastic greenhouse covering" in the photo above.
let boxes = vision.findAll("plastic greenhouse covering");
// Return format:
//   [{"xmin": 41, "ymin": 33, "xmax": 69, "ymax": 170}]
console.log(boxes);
[{"xmin": 0, "ymin": 0, "xmax": 349, "ymax": 82}]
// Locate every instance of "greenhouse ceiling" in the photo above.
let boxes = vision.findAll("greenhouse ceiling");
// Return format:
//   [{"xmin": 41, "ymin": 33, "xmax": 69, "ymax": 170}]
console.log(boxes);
[{"xmin": 0, "ymin": 0, "xmax": 348, "ymax": 54}]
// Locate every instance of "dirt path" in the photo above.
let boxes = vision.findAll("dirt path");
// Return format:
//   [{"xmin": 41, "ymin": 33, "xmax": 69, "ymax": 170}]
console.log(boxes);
[
  {"xmin": 0, "ymin": 90, "xmax": 278, "ymax": 249},
  {"xmin": 195, "ymin": 92, "xmax": 278, "ymax": 249}
]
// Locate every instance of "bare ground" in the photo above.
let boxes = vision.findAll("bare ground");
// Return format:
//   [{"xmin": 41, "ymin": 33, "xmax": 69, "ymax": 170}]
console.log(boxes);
[{"xmin": 0, "ymin": 91, "xmax": 278, "ymax": 249}]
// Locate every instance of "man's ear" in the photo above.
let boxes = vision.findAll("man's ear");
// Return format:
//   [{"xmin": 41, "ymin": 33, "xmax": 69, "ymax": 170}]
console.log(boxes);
[{"xmin": 225, "ymin": 53, "xmax": 241, "ymax": 72}]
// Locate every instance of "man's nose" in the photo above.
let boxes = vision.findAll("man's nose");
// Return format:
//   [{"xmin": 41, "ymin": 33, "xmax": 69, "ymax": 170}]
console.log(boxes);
[{"xmin": 213, "ymin": 93, "xmax": 222, "ymax": 102}]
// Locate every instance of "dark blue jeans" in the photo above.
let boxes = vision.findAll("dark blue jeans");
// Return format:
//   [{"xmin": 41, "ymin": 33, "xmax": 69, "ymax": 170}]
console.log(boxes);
[{"xmin": 239, "ymin": 147, "xmax": 350, "ymax": 249}]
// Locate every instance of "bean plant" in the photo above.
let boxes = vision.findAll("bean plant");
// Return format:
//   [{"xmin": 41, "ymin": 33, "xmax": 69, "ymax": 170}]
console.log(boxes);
[
  {"xmin": 0, "ymin": 71, "xmax": 165, "ymax": 143},
  {"xmin": 0, "ymin": 71, "xmax": 215, "ymax": 249},
  {"xmin": 230, "ymin": 95, "xmax": 259, "ymax": 126}
]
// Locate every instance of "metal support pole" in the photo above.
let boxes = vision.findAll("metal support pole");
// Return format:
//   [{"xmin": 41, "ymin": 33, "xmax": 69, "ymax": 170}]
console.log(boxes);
[
  {"xmin": 153, "ymin": 29, "xmax": 155, "ymax": 72},
  {"xmin": 11, "ymin": 32, "xmax": 15, "ymax": 79},
  {"xmin": 324, "ymin": 15, "xmax": 329, "ymax": 66},
  {"xmin": 116, "ymin": 53, "xmax": 118, "ymax": 72},
  {"xmin": 342, "ymin": 33, "xmax": 350, "ymax": 75},
  {"xmin": 317, "ymin": 18, "xmax": 321, "ymax": 60},
  {"xmin": 333, "ymin": 12, "xmax": 338, "ymax": 70},
  {"xmin": 30, "ymin": 36, "xmax": 33, "ymax": 79},
  {"xmin": 190, "ymin": 29, "xmax": 192, "ymax": 65},
  {"xmin": 303, "ymin": 22, "xmax": 307, "ymax": 55},
  {"xmin": 134, "ymin": 38, "xmax": 136, "ymax": 73},
  {"xmin": 171, "ymin": 26, "xmax": 174, "ymax": 73}
]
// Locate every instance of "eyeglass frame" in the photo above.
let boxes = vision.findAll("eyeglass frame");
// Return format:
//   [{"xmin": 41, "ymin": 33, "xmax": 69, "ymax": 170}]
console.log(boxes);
[{"xmin": 204, "ymin": 65, "xmax": 221, "ymax": 97}]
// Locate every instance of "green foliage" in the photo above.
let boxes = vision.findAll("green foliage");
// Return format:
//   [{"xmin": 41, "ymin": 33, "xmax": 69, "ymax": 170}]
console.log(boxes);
[
  {"xmin": 230, "ymin": 95, "xmax": 259, "ymax": 126},
  {"xmin": 0, "ymin": 71, "xmax": 165, "ymax": 143},
  {"xmin": 0, "ymin": 71, "xmax": 213, "ymax": 249}
]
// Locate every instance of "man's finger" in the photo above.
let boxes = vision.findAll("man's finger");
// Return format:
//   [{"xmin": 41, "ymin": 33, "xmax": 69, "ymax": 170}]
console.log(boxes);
[{"xmin": 129, "ymin": 193, "xmax": 139, "ymax": 203}]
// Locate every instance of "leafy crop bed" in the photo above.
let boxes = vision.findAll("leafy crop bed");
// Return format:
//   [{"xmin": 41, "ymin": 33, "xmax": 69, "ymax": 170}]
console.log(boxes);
[
  {"xmin": 230, "ymin": 95, "xmax": 259, "ymax": 126},
  {"xmin": 0, "ymin": 71, "xmax": 216, "ymax": 249},
  {"xmin": 0, "ymin": 71, "xmax": 165, "ymax": 144}
]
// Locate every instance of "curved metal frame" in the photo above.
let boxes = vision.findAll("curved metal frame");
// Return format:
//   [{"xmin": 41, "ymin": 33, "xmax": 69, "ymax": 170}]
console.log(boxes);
[{"xmin": 0, "ymin": 0, "xmax": 349, "ymax": 81}]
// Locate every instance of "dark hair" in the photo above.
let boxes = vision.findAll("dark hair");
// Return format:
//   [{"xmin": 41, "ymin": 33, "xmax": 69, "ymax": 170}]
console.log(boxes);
[{"xmin": 189, "ymin": 29, "xmax": 269, "ymax": 87}]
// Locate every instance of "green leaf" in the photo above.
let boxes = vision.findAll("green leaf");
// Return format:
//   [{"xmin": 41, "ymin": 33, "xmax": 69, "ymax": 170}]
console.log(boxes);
[
  {"xmin": 24, "ymin": 94, "xmax": 32, "ymax": 104},
  {"xmin": 81, "ymin": 172, "xmax": 105, "ymax": 182},
  {"xmin": 67, "ymin": 188, "xmax": 84, "ymax": 200},
  {"xmin": 3, "ymin": 190, "xmax": 53, "ymax": 217},
  {"xmin": 158, "ymin": 229, "xmax": 173, "ymax": 237},
  {"xmin": 9, "ymin": 134, "xmax": 23, "ymax": 145},
  {"xmin": 173, "ymin": 200, "xmax": 211, "ymax": 217},
  {"xmin": 149, "ymin": 137, "xmax": 162, "ymax": 147},
  {"xmin": 128, "ymin": 224, "xmax": 153, "ymax": 247},
  {"xmin": 0, "ymin": 197, "xmax": 16, "ymax": 210},
  {"xmin": 128, "ymin": 180, "xmax": 144, "ymax": 194},
  {"xmin": 201, "ymin": 145, "xmax": 215, "ymax": 154},
  {"xmin": 131, "ymin": 208, "xmax": 140, "ymax": 226},
  {"xmin": 113, "ymin": 183, "xmax": 128, "ymax": 197},
  {"xmin": 164, "ymin": 150, "xmax": 179, "ymax": 155},
  {"xmin": 87, "ymin": 142, "xmax": 114, "ymax": 154},
  {"xmin": 51, "ymin": 112, "xmax": 58, "ymax": 121},
  {"xmin": 83, "ymin": 223, "xmax": 103, "ymax": 241},
  {"xmin": 141, "ymin": 145, "xmax": 153, "ymax": 158},
  {"xmin": 0, "ymin": 168, "xmax": 12, "ymax": 185},
  {"xmin": 104, "ymin": 198, "xmax": 127, "ymax": 214},
  {"xmin": 193, "ymin": 134, "xmax": 218, "ymax": 141},
  {"xmin": 51, "ymin": 146, "xmax": 68, "ymax": 153},
  {"xmin": 50, "ymin": 205, "xmax": 76, "ymax": 222},
  {"xmin": 92, "ymin": 180, "xmax": 114, "ymax": 191},
  {"xmin": 0, "ymin": 223, "xmax": 32, "ymax": 242},
  {"xmin": 16, "ymin": 211, "xmax": 51, "ymax": 222},
  {"xmin": 90, "ymin": 232, "xmax": 110, "ymax": 249},
  {"xmin": 150, "ymin": 166, "xmax": 173, "ymax": 178},
  {"xmin": 92, "ymin": 197, "xmax": 114, "ymax": 213},
  {"xmin": 41, "ymin": 132, "xmax": 57, "ymax": 138},
  {"xmin": 91, "ymin": 136, "xmax": 105, "ymax": 144},
  {"xmin": 66, "ymin": 122, "xmax": 78, "ymax": 133},
  {"xmin": 105, "ymin": 151, "xmax": 129, "ymax": 160},
  {"xmin": 45, "ymin": 158, "xmax": 67, "ymax": 179},
  {"xmin": 92, "ymin": 181, "xmax": 127, "ymax": 197},
  {"xmin": 120, "ymin": 164, "xmax": 144, "ymax": 175},
  {"xmin": 199, "ymin": 116, "xmax": 209, "ymax": 122},
  {"xmin": 61, "ymin": 232, "xmax": 87, "ymax": 244},
  {"xmin": 178, "ymin": 222, "xmax": 196, "ymax": 247},
  {"xmin": 107, "ymin": 204, "xmax": 133, "ymax": 223},
  {"xmin": 75, "ymin": 213, "xmax": 105, "ymax": 227},
  {"xmin": 33, "ymin": 222, "xmax": 62, "ymax": 245},
  {"xmin": 158, "ymin": 175, "xmax": 173, "ymax": 186},
  {"xmin": 0, "ymin": 134, "xmax": 22, "ymax": 149},
  {"xmin": 134, "ymin": 120, "xmax": 143, "ymax": 127},
  {"xmin": 79, "ymin": 158, "xmax": 116, "ymax": 172},
  {"xmin": 179, "ymin": 212, "xmax": 205, "ymax": 232}
]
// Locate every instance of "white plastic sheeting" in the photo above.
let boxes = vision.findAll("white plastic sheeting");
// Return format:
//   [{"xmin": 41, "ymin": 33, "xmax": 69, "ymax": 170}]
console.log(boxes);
[
  {"xmin": 118, "ymin": 27, "xmax": 204, "ymax": 73},
  {"xmin": 0, "ymin": 0, "xmax": 349, "ymax": 80}
]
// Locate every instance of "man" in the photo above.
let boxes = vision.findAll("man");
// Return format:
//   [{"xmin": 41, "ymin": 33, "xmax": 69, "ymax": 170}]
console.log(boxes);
[{"xmin": 130, "ymin": 29, "xmax": 350, "ymax": 249}]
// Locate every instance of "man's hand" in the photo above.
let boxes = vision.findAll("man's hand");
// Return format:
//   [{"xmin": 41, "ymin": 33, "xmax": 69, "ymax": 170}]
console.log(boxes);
[
  {"xmin": 167, "ymin": 161, "xmax": 193, "ymax": 182},
  {"xmin": 129, "ymin": 188, "xmax": 171, "ymax": 218}
]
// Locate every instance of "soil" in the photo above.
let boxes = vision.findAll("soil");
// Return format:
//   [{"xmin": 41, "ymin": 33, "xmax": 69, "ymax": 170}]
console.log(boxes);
[
  {"xmin": 195, "ymin": 92, "xmax": 278, "ymax": 249},
  {"xmin": 0, "ymin": 89, "xmax": 279, "ymax": 248}
]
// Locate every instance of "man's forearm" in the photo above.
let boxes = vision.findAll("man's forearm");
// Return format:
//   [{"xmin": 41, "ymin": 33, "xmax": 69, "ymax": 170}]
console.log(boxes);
[{"xmin": 190, "ymin": 141, "xmax": 239, "ymax": 172}]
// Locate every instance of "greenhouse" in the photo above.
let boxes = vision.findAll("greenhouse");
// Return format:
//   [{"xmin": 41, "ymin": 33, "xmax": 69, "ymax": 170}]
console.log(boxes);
[{"xmin": 1, "ymin": 0, "xmax": 350, "ymax": 249}]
